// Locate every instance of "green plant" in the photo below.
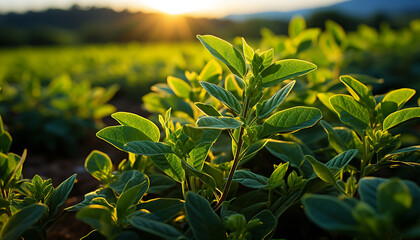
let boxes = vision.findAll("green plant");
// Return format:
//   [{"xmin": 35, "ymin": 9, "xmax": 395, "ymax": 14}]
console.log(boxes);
[
  {"xmin": 0, "ymin": 75, "xmax": 118, "ymax": 154},
  {"xmin": 302, "ymin": 177, "xmax": 420, "ymax": 240},
  {"xmin": 0, "ymin": 115, "xmax": 77, "ymax": 240}
]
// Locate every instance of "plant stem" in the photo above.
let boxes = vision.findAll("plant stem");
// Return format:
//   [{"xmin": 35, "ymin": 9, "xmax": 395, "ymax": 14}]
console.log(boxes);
[{"xmin": 213, "ymin": 97, "xmax": 250, "ymax": 210}]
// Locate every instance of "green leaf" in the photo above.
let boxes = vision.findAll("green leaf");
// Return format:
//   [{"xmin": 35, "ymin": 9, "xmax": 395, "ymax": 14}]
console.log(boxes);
[
  {"xmin": 378, "ymin": 88, "xmax": 416, "ymax": 118},
  {"xmin": 390, "ymin": 145, "xmax": 420, "ymax": 154},
  {"xmin": 261, "ymin": 106, "xmax": 322, "ymax": 137},
  {"xmin": 137, "ymin": 198, "xmax": 184, "ymax": 222},
  {"xmin": 232, "ymin": 170, "xmax": 268, "ymax": 189},
  {"xmin": 194, "ymin": 103, "xmax": 222, "ymax": 116},
  {"xmin": 302, "ymin": 194, "xmax": 359, "ymax": 232},
  {"xmin": 85, "ymin": 150, "xmax": 112, "ymax": 182},
  {"xmin": 358, "ymin": 177, "xmax": 385, "ymax": 210},
  {"xmin": 265, "ymin": 140, "xmax": 305, "ymax": 168},
  {"xmin": 383, "ymin": 107, "xmax": 420, "ymax": 130},
  {"xmin": 260, "ymin": 59, "xmax": 317, "ymax": 88},
  {"xmin": 167, "ymin": 76, "xmax": 191, "ymax": 99},
  {"xmin": 340, "ymin": 75, "xmax": 376, "ymax": 110},
  {"xmin": 305, "ymin": 155, "xmax": 336, "ymax": 185},
  {"xmin": 109, "ymin": 170, "xmax": 149, "ymax": 194},
  {"xmin": 76, "ymin": 205, "xmax": 116, "ymax": 237},
  {"xmin": 197, "ymin": 116, "xmax": 243, "ymax": 130},
  {"xmin": 116, "ymin": 183, "xmax": 147, "ymax": 220},
  {"xmin": 181, "ymin": 160, "xmax": 219, "ymax": 194},
  {"xmin": 197, "ymin": 35, "xmax": 246, "ymax": 77},
  {"xmin": 129, "ymin": 216, "xmax": 183, "ymax": 239},
  {"xmin": 187, "ymin": 142, "xmax": 212, "ymax": 170},
  {"xmin": 147, "ymin": 174, "xmax": 176, "ymax": 194},
  {"xmin": 123, "ymin": 141, "xmax": 172, "ymax": 155},
  {"xmin": 326, "ymin": 20, "xmax": 346, "ymax": 45},
  {"xmin": 289, "ymin": 15, "xmax": 306, "ymax": 38},
  {"xmin": 260, "ymin": 49, "xmax": 274, "ymax": 70},
  {"xmin": 150, "ymin": 154, "xmax": 185, "ymax": 183},
  {"xmin": 185, "ymin": 192, "xmax": 226, "ymax": 240},
  {"xmin": 242, "ymin": 37, "xmax": 254, "ymax": 64},
  {"xmin": 225, "ymin": 74, "xmax": 243, "ymax": 99},
  {"xmin": 0, "ymin": 204, "xmax": 46, "ymax": 240},
  {"xmin": 111, "ymin": 112, "xmax": 160, "ymax": 142},
  {"xmin": 198, "ymin": 59, "xmax": 223, "ymax": 84},
  {"xmin": 377, "ymin": 178, "xmax": 412, "ymax": 216},
  {"xmin": 320, "ymin": 120, "xmax": 363, "ymax": 154},
  {"xmin": 257, "ymin": 80, "xmax": 295, "ymax": 118},
  {"xmin": 0, "ymin": 131, "xmax": 12, "ymax": 154},
  {"xmin": 97, "ymin": 126, "xmax": 154, "ymax": 151},
  {"xmin": 249, "ymin": 210, "xmax": 277, "ymax": 240},
  {"xmin": 325, "ymin": 149, "xmax": 358, "ymax": 169},
  {"xmin": 330, "ymin": 94, "xmax": 371, "ymax": 131},
  {"xmin": 200, "ymin": 81, "xmax": 242, "ymax": 114},
  {"xmin": 46, "ymin": 174, "xmax": 77, "ymax": 216},
  {"xmin": 266, "ymin": 162, "xmax": 289, "ymax": 190}
]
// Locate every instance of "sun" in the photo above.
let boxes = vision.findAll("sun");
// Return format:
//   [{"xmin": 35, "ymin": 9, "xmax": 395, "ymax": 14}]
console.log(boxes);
[{"xmin": 145, "ymin": 0, "xmax": 209, "ymax": 15}]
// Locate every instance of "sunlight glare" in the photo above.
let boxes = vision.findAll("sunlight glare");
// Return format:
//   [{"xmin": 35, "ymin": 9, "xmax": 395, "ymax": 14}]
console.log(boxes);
[{"xmin": 145, "ymin": 0, "xmax": 210, "ymax": 15}]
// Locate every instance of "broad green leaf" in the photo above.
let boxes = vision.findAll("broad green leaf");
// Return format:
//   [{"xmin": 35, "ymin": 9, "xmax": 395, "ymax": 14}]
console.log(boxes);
[
  {"xmin": 261, "ymin": 106, "xmax": 322, "ymax": 137},
  {"xmin": 85, "ymin": 150, "xmax": 112, "ymax": 182},
  {"xmin": 330, "ymin": 94, "xmax": 371, "ymax": 131},
  {"xmin": 194, "ymin": 103, "xmax": 221, "ymax": 116},
  {"xmin": 265, "ymin": 140, "xmax": 305, "ymax": 168},
  {"xmin": 197, "ymin": 35, "xmax": 246, "ymax": 77},
  {"xmin": 147, "ymin": 174, "xmax": 175, "ymax": 194},
  {"xmin": 109, "ymin": 170, "xmax": 148, "ymax": 194},
  {"xmin": 116, "ymin": 183, "xmax": 147, "ymax": 220},
  {"xmin": 77, "ymin": 205, "xmax": 116, "ymax": 237},
  {"xmin": 317, "ymin": 92, "xmax": 335, "ymax": 112},
  {"xmin": 47, "ymin": 174, "xmax": 77, "ymax": 216},
  {"xmin": 260, "ymin": 59, "xmax": 317, "ymax": 88},
  {"xmin": 185, "ymin": 192, "xmax": 226, "ymax": 240},
  {"xmin": 266, "ymin": 162, "xmax": 289, "ymax": 190},
  {"xmin": 383, "ymin": 107, "xmax": 420, "ymax": 130},
  {"xmin": 340, "ymin": 75, "xmax": 376, "ymax": 110},
  {"xmin": 198, "ymin": 60, "xmax": 222, "ymax": 84},
  {"xmin": 242, "ymin": 37, "xmax": 254, "ymax": 64},
  {"xmin": 0, "ymin": 204, "xmax": 46, "ymax": 240},
  {"xmin": 200, "ymin": 81, "xmax": 241, "ymax": 114},
  {"xmin": 0, "ymin": 131, "xmax": 11, "ymax": 154},
  {"xmin": 325, "ymin": 149, "xmax": 358, "ymax": 169},
  {"xmin": 305, "ymin": 155, "xmax": 336, "ymax": 185},
  {"xmin": 187, "ymin": 142, "xmax": 212, "ymax": 170},
  {"xmin": 167, "ymin": 76, "xmax": 191, "ymax": 99},
  {"xmin": 181, "ymin": 160, "xmax": 219, "ymax": 194},
  {"xmin": 137, "ymin": 198, "xmax": 184, "ymax": 222},
  {"xmin": 232, "ymin": 170, "xmax": 268, "ymax": 189},
  {"xmin": 249, "ymin": 210, "xmax": 277, "ymax": 240},
  {"xmin": 111, "ymin": 112, "xmax": 160, "ymax": 142},
  {"xmin": 97, "ymin": 126, "xmax": 153, "ymax": 151},
  {"xmin": 320, "ymin": 121, "xmax": 363, "ymax": 154},
  {"xmin": 241, "ymin": 139, "xmax": 269, "ymax": 164},
  {"xmin": 66, "ymin": 188, "xmax": 116, "ymax": 211},
  {"xmin": 390, "ymin": 145, "xmax": 420, "ymax": 154},
  {"xmin": 377, "ymin": 179, "xmax": 412, "ymax": 216},
  {"xmin": 358, "ymin": 177, "xmax": 385, "ymax": 210},
  {"xmin": 197, "ymin": 116, "xmax": 243, "ymax": 130},
  {"xmin": 225, "ymin": 74, "xmax": 243, "ymax": 99},
  {"xmin": 150, "ymin": 154, "xmax": 185, "ymax": 183},
  {"xmin": 302, "ymin": 195, "xmax": 359, "ymax": 232},
  {"xmin": 260, "ymin": 49, "xmax": 274, "ymax": 69},
  {"xmin": 326, "ymin": 20, "xmax": 346, "ymax": 45},
  {"xmin": 123, "ymin": 141, "xmax": 172, "ymax": 155},
  {"xmin": 378, "ymin": 88, "xmax": 416, "ymax": 118},
  {"xmin": 289, "ymin": 15, "xmax": 306, "ymax": 38},
  {"xmin": 129, "ymin": 216, "xmax": 183, "ymax": 239},
  {"xmin": 257, "ymin": 80, "xmax": 295, "ymax": 118},
  {"xmin": 151, "ymin": 83, "xmax": 174, "ymax": 95}
]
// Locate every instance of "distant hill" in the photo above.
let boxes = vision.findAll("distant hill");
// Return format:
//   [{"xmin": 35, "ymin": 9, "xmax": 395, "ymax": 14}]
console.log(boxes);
[{"xmin": 224, "ymin": 0, "xmax": 420, "ymax": 21}]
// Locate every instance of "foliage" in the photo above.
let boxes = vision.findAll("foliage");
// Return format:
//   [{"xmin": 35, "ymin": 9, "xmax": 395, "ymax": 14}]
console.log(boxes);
[
  {"xmin": 0, "ymin": 115, "xmax": 77, "ymax": 240},
  {"xmin": 0, "ymin": 75, "xmax": 118, "ymax": 155}
]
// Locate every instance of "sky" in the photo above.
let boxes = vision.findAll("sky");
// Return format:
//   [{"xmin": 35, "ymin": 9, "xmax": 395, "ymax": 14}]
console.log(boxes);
[{"xmin": 0, "ymin": 0, "xmax": 347, "ymax": 17}]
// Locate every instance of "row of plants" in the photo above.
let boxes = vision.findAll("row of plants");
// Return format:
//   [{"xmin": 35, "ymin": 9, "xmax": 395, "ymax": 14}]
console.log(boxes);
[{"xmin": 1, "ymin": 34, "xmax": 419, "ymax": 239}]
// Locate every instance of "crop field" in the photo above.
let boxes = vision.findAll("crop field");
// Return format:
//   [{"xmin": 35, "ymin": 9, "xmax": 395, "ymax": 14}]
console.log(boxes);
[{"xmin": 0, "ymin": 17, "xmax": 420, "ymax": 240}]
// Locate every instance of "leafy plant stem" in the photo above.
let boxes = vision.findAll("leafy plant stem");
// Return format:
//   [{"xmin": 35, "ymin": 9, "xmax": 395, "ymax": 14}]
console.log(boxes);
[
  {"xmin": 361, "ymin": 135, "xmax": 371, "ymax": 177},
  {"xmin": 213, "ymin": 97, "xmax": 250, "ymax": 210}
]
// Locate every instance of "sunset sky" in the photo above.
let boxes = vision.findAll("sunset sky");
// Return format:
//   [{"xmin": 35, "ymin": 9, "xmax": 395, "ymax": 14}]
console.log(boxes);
[{"xmin": 0, "ymin": 0, "xmax": 347, "ymax": 17}]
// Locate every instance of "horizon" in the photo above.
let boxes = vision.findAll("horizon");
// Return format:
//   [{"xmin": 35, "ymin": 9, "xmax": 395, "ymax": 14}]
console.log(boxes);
[{"xmin": 0, "ymin": 0, "xmax": 348, "ymax": 18}]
